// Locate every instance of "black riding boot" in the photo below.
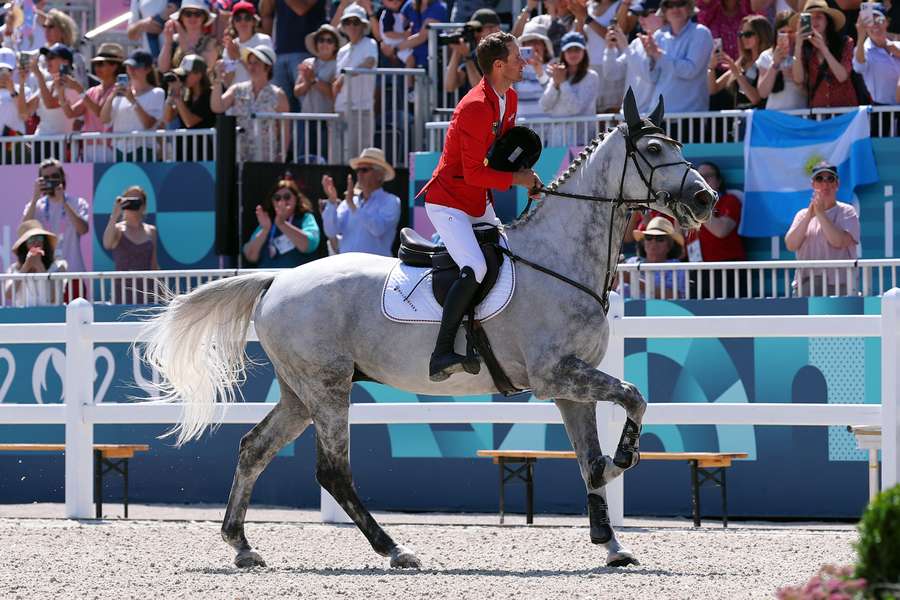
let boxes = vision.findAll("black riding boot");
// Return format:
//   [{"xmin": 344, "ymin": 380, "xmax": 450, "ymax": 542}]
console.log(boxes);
[{"xmin": 429, "ymin": 266, "xmax": 480, "ymax": 382}]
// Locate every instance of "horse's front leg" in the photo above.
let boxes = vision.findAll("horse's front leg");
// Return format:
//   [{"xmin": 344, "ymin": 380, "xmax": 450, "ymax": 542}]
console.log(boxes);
[
  {"xmin": 550, "ymin": 355, "xmax": 647, "ymax": 472},
  {"xmin": 554, "ymin": 398, "xmax": 639, "ymax": 567}
]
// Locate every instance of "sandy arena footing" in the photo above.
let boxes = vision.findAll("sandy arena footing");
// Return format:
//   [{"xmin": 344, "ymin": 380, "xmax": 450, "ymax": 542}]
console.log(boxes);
[{"xmin": 0, "ymin": 504, "xmax": 857, "ymax": 599}]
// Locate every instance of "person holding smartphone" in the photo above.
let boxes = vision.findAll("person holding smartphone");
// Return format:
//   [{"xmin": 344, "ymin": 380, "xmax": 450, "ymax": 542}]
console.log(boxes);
[
  {"xmin": 22, "ymin": 159, "xmax": 90, "ymax": 280},
  {"xmin": 757, "ymin": 10, "xmax": 808, "ymax": 109},
  {"xmin": 853, "ymin": 3, "xmax": 900, "ymax": 105},
  {"xmin": 17, "ymin": 43, "xmax": 81, "ymax": 138},
  {"xmin": 100, "ymin": 50, "xmax": 165, "ymax": 160},
  {"xmin": 791, "ymin": 0, "xmax": 858, "ymax": 107},
  {"xmin": 102, "ymin": 186, "xmax": 159, "ymax": 303}
]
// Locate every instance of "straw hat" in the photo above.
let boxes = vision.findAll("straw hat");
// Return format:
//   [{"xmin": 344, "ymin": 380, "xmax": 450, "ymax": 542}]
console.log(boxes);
[
  {"xmin": 633, "ymin": 216, "xmax": 684, "ymax": 248},
  {"xmin": 790, "ymin": 0, "xmax": 846, "ymax": 32},
  {"xmin": 349, "ymin": 147, "xmax": 395, "ymax": 182},
  {"xmin": 519, "ymin": 15, "xmax": 555, "ymax": 60},
  {"xmin": 241, "ymin": 43, "xmax": 276, "ymax": 66},
  {"xmin": 91, "ymin": 42, "xmax": 126, "ymax": 63},
  {"xmin": 172, "ymin": 0, "xmax": 216, "ymax": 28},
  {"xmin": 12, "ymin": 219, "xmax": 57, "ymax": 255},
  {"xmin": 305, "ymin": 23, "xmax": 343, "ymax": 56}
]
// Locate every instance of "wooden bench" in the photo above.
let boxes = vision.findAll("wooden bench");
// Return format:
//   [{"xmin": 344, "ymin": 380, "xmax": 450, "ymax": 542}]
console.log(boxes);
[
  {"xmin": 477, "ymin": 450, "xmax": 749, "ymax": 528},
  {"xmin": 0, "ymin": 444, "xmax": 150, "ymax": 519}
]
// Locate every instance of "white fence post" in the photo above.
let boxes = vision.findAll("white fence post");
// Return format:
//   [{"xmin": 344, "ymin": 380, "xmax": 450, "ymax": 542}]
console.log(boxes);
[
  {"xmin": 320, "ymin": 488, "xmax": 352, "ymax": 523},
  {"xmin": 598, "ymin": 291, "xmax": 625, "ymax": 526},
  {"xmin": 64, "ymin": 299, "xmax": 94, "ymax": 519},
  {"xmin": 882, "ymin": 288, "xmax": 900, "ymax": 489}
]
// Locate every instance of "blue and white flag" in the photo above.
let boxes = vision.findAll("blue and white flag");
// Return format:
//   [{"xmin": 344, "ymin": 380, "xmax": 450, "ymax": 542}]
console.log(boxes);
[{"xmin": 741, "ymin": 108, "xmax": 878, "ymax": 237}]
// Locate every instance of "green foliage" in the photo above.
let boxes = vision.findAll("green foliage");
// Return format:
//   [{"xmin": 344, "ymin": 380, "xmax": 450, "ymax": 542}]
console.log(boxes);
[{"xmin": 856, "ymin": 484, "xmax": 900, "ymax": 595}]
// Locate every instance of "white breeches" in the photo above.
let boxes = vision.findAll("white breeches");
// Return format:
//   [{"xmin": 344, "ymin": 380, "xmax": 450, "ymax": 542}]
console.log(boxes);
[{"xmin": 425, "ymin": 202, "xmax": 501, "ymax": 283}]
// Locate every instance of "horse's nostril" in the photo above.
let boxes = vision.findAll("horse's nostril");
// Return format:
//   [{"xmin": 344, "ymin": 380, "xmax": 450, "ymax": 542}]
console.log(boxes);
[{"xmin": 694, "ymin": 189, "xmax": 716, "ymax": 208}]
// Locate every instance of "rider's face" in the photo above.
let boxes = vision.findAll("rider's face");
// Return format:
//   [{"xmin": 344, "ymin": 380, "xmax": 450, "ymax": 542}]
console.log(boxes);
[{"xmin": 498, "ymin": 41, "xmax": 525, "ymax": 83}]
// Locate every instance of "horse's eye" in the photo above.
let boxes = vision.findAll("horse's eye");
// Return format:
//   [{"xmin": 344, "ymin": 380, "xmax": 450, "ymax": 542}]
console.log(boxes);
[{"xmin": 647, "ymin": 143, "xmax": 662, "ymax": 154}]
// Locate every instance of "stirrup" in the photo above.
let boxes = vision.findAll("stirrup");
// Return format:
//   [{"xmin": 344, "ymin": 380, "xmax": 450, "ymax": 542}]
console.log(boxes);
[{"xmin": 429, "ymin": 352, "xmax": 481, "ymax": 382}]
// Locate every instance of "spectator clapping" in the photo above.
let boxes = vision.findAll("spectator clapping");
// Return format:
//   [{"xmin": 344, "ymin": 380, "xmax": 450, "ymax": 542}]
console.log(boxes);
[
  {"xmin": 539, "ymin": 32, "xmax": 600, "ymax": 145},
  {"xmin": 243, "ymin": 174, "xmax": 321, "ymax": 267}
]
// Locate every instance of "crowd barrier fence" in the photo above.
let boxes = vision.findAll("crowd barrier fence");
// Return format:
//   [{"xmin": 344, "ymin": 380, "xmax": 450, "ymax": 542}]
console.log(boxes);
[
  {"xmin": 0, "ymin": 290, "xmax": 895, "ymax": 524},
  {"xmin": 0, "ymin": 260, "xmax": 898, "ymax": 308}
]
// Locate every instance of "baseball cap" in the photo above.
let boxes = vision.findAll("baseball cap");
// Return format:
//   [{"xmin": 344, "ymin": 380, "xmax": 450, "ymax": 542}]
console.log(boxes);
[
  {"xmin": 467, "ymin": 8, "xmax": 501, "ymax": 28},
  {"xmin": 560, "ymin": 31, "xmax": 587, "ymax": 52},
  {"xmin": 174, "ymin": 54, "xmax": 208, "ymax": 77},
  {"xmin": 231, "ymin": 1, "xmax": 258, "ymax": 16},
  {"xmin": 810, "ymin": 162, "xmax": 838, "ymax": 179},
  {"xmin": 630, "ymin": 0, "xmax": 662, "ymax": 14},
  {"xmin": 40, "ymin": 43, "xmax": 74, "ymax": 63},
  {"xmin": 124, "ymin": 50, "xmax": 154, "ymax": 68}
]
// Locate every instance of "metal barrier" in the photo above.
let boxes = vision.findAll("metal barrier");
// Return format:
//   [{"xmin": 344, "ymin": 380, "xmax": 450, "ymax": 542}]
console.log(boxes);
[
  {"xmin": 0, "ymin": 261, "xmax": 899, "ymax": 308},
  {"xmin": 341, "ymin": 67, "xmax": 428, "ymax": 168},
  {"xmin": 250, "ymin": 112, "xmax": 341, "ymax": 165},
  {"xmin": 426, "ymin": 105, "xmax": 900, "ymax": 150},
  {"xmin": 426, "ymin": 23, "xmax": 468, "ymax": 115},
  {"xmin": 0, "ymin": 129, "xmax": 216, "ymax": 164}
]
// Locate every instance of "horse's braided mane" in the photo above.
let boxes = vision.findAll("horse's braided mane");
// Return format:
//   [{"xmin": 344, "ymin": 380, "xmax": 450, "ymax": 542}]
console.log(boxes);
[{"xmin": 545, "ymin": 130, "xmax": 608, "ymax": 193}]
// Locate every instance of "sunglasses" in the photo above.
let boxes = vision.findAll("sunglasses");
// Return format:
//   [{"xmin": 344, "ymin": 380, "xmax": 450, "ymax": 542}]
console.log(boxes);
[
  {"xmin": 813, "ymin": 174, "xmax": 836, "ymax": 183},
  {"xmin": 739, "ymin": 30, "xmax": 756, "ymax": 37},
  {"xmin": 317, "ymin": 37, "xmax": 337, "ymax": 44},
  {"xmin": 273, "ymin": 192, "xmax": 294, "ymax": 201},
  {"xmin": 27, "ymin": 235, "xmax": 45, "ymax": 245},
  {"xmin": 644, "ymin": 235, "xmax": 670, "ymax": 243},
  {"xmin": 663, "ymin": 1, "xmax": 688, "ymax": 8},
  {"xmin": 233, "ymin": 12, "xmax": 255, "ymax": 21},
  {"xmin": 343, "ymin": 19, "xmax": 364, "ymax": 26},
  {"xmin": 355, "ymin": 166, "xmax": 374, "ymax": 174},
  {"xmin": 181, "ymin": 9, "xmax": 206, "ymax": 18},
  {"xmin": 94, "ymin": 59, "xmax": 120, "ymax": 67}
]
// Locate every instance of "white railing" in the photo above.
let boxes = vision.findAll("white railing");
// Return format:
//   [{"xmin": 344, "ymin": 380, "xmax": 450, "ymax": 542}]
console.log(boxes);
[
  {"xmin": 250, "ymin": 112, "xmax": 341, "ymax": 165},
  {"xmin": 0, "ymin": 290, "xmax": 897, "ymax": 524},
  {"xmin": 425, "ymin": 105, "xmax": 900, "ymax": 150},
  {"xmin": 615, "ymin": 258, "xmax": 900, "ymax": 300},
  {"xmin": 0, "ymin": 128, "xmax": 216, "ymax": 164},
  {"xmin": 1, "ymin": 261, "xmax": 896, "ymax": 308}
]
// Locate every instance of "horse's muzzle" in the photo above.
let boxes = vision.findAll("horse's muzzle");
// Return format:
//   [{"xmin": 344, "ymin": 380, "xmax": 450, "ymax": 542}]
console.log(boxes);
[{"xmin": 693, "ymin": 188, "xmax": 717, "ymax": 213}]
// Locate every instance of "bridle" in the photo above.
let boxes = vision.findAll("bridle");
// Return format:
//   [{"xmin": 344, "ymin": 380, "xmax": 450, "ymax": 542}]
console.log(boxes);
[{"xmin": 502, "ymin": 122, "xmax": 699, "ymax": 312}]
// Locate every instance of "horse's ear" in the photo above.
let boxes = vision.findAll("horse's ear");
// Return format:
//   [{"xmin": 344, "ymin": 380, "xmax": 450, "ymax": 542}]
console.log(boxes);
[
  {"xmin": 648, "ymin": 94, "xmax": 665, "ymax": 127},
  {"xmin": 623, "ymin": 87, "xmax": 640, "ymax": 131}
]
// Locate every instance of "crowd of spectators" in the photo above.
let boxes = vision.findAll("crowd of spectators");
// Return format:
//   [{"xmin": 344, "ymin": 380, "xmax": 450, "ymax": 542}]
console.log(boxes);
[{"xmin": 0, "ymin": 0, "xmax": 890, "ymax": 302}]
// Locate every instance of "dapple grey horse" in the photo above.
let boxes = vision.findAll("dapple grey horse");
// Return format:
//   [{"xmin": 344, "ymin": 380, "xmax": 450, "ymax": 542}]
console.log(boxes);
[{"xmin": 140, "ymin": 92, "xmax": 716, "ymax": 570}]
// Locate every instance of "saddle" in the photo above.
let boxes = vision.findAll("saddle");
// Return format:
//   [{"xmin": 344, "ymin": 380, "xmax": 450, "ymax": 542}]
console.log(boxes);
[
  {"xmin": 396, "ymin": 225, "xmax": 525, "ymax": 397},
  {"xmin": 398, "ymin": 224, "xmax": 504, "ymax": 307}
]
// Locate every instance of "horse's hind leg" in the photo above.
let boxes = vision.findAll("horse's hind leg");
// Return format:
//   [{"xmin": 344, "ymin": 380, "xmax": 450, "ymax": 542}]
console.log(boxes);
[
  {"xmin": 221, "ymin": 382, "xmax": 312, "ymax": 568},
  {"xmin": 555, "ymin": 398, "xmax": 639, "ymax": 567},
  {"xmin": 314, "ymin": 384, "xmax": 421, "ymax": 569}
]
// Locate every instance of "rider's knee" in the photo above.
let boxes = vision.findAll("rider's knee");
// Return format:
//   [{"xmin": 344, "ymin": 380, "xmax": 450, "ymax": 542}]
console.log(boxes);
[{"xmin": 463, "ymin": 261, "xmax": 487, "ymax": 284}]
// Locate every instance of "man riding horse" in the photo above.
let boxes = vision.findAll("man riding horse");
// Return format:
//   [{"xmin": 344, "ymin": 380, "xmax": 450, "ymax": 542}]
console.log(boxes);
[{"xmin": 418, "ymin": 32, "xmax": 544, "ymax": 382}]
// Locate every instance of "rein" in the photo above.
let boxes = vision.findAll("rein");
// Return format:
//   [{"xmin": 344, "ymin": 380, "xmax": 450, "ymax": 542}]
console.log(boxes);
[{"xmin": 507, "ymin": 126, "xmax": 694, "ymax": 312}]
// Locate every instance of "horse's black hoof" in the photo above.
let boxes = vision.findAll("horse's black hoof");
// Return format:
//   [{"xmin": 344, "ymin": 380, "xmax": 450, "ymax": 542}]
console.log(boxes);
[{"xmin": 607, "ymin": 555, "xmax": 640, "ymax": 567}]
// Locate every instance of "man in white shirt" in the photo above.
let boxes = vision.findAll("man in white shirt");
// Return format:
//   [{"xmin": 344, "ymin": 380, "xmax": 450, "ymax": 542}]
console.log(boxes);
[{"xmin": 334, "ymin": 3, "xmax": 378, "ymax": 162}]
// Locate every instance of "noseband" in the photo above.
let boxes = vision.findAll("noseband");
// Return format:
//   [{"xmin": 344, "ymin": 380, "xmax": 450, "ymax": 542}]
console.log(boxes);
[{"xmin": 509, "ymin": 123, "xmax": 695, "ymax": 311}]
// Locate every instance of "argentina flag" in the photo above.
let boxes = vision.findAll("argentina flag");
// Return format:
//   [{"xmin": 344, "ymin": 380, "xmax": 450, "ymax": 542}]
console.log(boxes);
[{"xmin": 741, "ymin": 108, "xmax": 878, "ymax": 237}]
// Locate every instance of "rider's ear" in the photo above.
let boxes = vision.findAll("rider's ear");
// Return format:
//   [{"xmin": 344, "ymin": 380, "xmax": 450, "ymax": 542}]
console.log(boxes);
[
  {"xmin": 648, "ymin": 95, "xmax": 665, "ymax": 128},
  {"xmin": 623, "ymin": 87, "xmax": 640, "ymax": 131}
]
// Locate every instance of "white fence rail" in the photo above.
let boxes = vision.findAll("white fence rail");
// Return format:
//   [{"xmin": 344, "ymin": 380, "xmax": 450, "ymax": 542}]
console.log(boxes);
[
  {"xmin": 2, "ymin": 261, "xmax": 898, "ymax": 308},
  {"xmin": 0, "ymin": 128, "xmax": 216, "ymax": 164},
  {"xmin": 0, "ymin": 289, "xmax": 898, "ymax": 524}
]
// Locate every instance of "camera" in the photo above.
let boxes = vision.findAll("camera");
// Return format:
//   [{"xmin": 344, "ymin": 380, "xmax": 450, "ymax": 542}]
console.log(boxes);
[
  {"xmin": 118, "ymin": 196, "xmax": 143, "ymax": 211},
  {"xmin": 59, "ymin": 64, "xmax": 72, "ymax": 77},
  {"xmin": 40, "ymin": 177, "xmax": 61, "ymax": 192},
  {"xmin": 162, "ymin": 71, "xmax": 181, "ymax": 84},
  {"xmin": 437, "ymin": 23, "xmax": 478, "ymax": 48},
  {"xmin": 17, "ymin": 52, "xmax": 31, "ymax": 70}
]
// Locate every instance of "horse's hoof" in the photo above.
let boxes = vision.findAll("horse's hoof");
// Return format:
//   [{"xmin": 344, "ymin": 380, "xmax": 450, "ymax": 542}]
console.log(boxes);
[
  {"xmin": 234, "ymin": 550, "xmax": 267, "ymax": 568},
  {"xmin": 389, "ymin": 546, "xmax": 422, "ymax": 569},
  {"xmin": 606, "ymin": 553, "xmax": 640, "ymax": 568}
]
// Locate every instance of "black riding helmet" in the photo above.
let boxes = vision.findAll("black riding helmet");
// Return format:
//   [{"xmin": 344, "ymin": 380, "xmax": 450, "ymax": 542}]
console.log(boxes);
[{"xmin": 485, "ymin": 126, "xmax": 542, "ymax": 172}]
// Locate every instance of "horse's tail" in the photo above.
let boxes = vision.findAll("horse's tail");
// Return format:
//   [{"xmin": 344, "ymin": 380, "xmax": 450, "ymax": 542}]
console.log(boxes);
[{"xmin": 138, "ymin": 271, "xmax": 277, "ymax": 447}]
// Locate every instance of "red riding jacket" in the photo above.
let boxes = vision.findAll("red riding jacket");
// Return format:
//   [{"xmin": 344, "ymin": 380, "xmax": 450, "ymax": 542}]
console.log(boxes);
[{"xmin": 418, "ymin": 78, "xmax": 518, "ymax": 218}]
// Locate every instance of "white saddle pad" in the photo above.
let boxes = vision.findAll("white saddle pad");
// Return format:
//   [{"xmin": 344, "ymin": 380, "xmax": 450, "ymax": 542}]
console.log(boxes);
[{"xmin": 382, "ymin": 235, "xmax": 516, "ymax": 324}]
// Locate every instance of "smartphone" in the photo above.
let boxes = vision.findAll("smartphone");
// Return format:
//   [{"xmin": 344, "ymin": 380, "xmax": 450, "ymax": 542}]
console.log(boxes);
[
  {"xmin": 610, "ymin": 17, "xmax": 618, "ymax": 28},
  {"xmin": 116, "ymin": 73, "xmax": 128, "ymax": 87},
  {"xmin": 17, "ymin": 52, "xmax": 30, "ymax": 69},
  {"xmin": 520, "ymin": 46, "xmax": 533, "ymax": 61},
  {"xmin": 859, "ymin": 1, "xmax": 880, "ymax": 24},
  {"xmin": 59, "ymin": 64, "xmax": 71, "ymax": 76},
  {"xmin": 799, "ymin": 12, "xmax": 812, "ymax": 33},
  {"xmin": 118, "ymin": 196, "xmax": 143, "ymax": 210},
  {"xmin": 713, "ymin": 37, "xmax": 723, "ymax": 53}
]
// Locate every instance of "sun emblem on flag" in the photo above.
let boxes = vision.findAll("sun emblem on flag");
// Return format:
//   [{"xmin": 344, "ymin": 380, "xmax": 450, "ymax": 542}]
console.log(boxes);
[{"xmin": 804, "ymin": 153, "xmax": 827, "ymax": 177}]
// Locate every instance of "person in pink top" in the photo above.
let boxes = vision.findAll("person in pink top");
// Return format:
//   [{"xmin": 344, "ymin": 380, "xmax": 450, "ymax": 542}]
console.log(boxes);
[
  {"xmin": 66, "ymin": 43, "xmax": 125, "ymax": 161},
  {"xmin": 697, "ymin": 0, "xmax": 756, "ymax": 60},
  {"xmin": 784, "ymin": 162, "xmax": 860, "ymax": 297}
]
